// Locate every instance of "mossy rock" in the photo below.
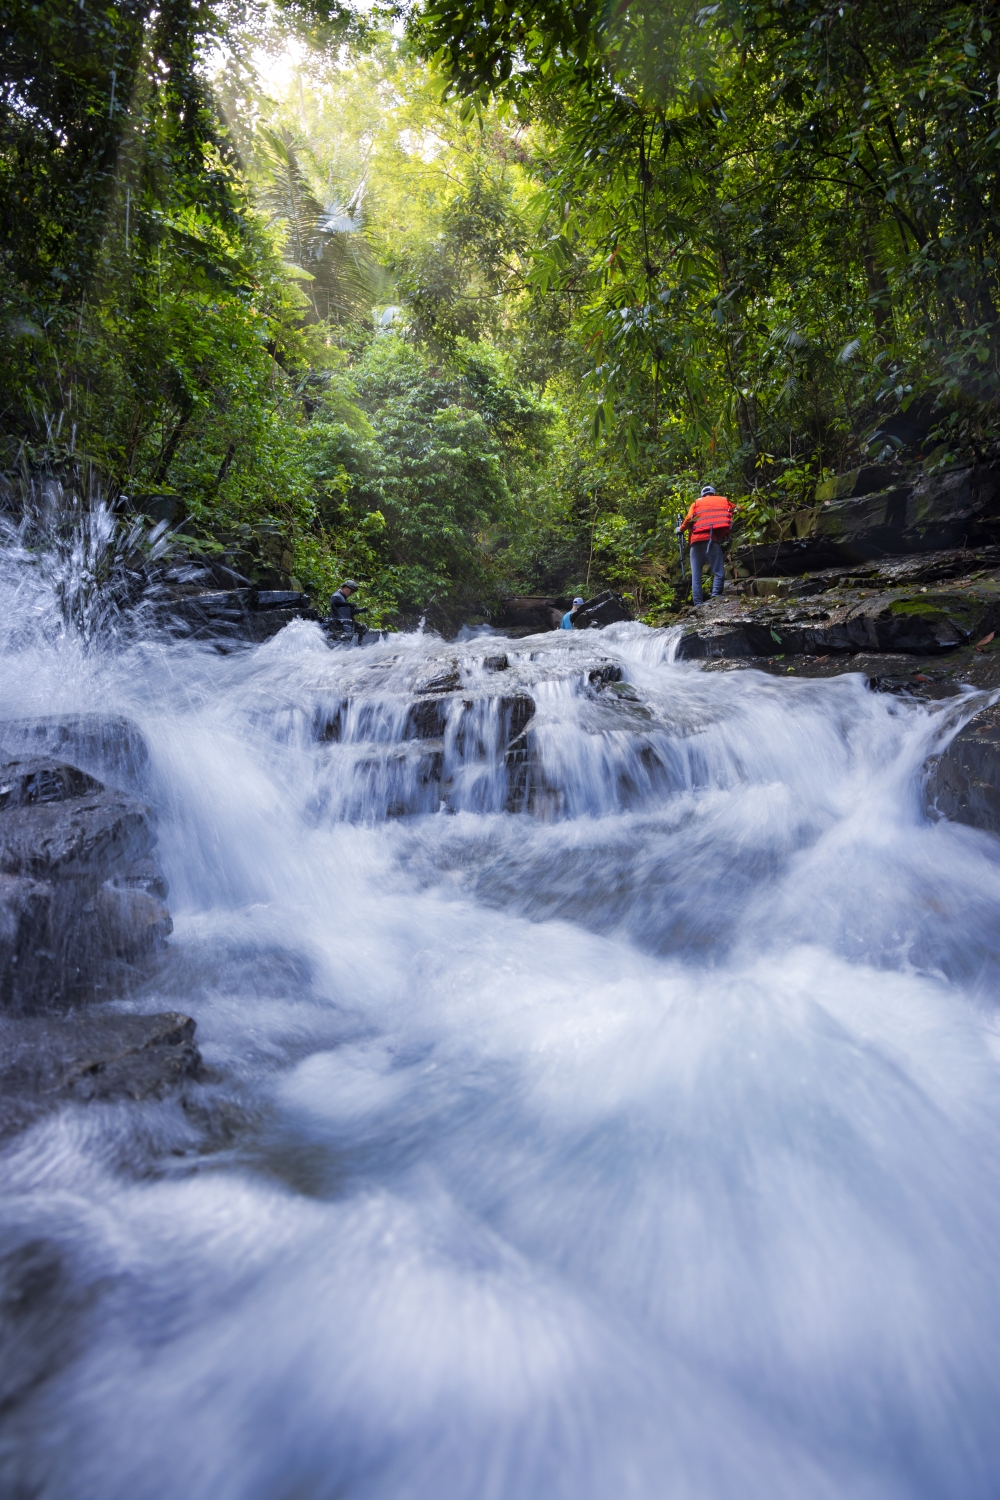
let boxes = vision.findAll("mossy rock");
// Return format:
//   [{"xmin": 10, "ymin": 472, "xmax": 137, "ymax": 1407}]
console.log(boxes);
[
  {"xmin": 888, "ymin": 596, "xmax": 959, "ymax": 617},
  {"xmin": 886, "ymin": 592, "xmax": 985, "ymax": 634}
]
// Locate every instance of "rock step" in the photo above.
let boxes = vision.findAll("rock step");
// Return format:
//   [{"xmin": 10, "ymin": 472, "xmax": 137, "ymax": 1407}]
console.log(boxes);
[
  {"xmin": 314, "ymin": 693, "xmax": 535, "ymax": 745},
  {"xmin": 678, "ymin": 581, "xmax": 1000, "ymax": 662},
  {"xmin": 0, "ymin": 752, "xmax": 170, "ymax": 1012},
  {"xmin": 735, "ymin": 458, "xmax": 1000, "ymax": 575},
  {"xmin": 0, "ymin": 1011, "xmax": 201, "ymax": 1142},
  {"xmin": 151, "ymin": 587, "xmax": 317, "ymax": 644},
  {"xmin": 737, "ymin": 545, "xmax": 1000, "ymax": 598}
]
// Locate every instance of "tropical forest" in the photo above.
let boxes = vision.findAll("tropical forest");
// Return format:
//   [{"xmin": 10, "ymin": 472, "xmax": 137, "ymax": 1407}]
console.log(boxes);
[
  {"xmin": 5, "ymin": 9, "xmax": 1000, "ymax": 1498},
  {"xmin": 5, "ymin": 0, "xmax": 998, "ymax": 627}
]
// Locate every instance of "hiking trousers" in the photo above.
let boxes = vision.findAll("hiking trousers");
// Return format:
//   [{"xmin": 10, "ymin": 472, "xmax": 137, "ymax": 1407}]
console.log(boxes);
[{"xmin": 689, "ymin": 538, "xmax": 726, "ymax": 604}]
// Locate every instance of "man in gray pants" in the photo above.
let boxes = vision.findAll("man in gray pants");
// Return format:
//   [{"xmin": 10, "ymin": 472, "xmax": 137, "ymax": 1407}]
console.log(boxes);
[{"xmin": 678, "ymin": 485, "xmax": 734, "ymax": 605}]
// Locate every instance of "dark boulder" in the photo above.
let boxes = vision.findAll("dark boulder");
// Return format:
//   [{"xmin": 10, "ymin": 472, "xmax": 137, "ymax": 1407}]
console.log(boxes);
[
  {"xmin": 0, "ymin": 758, "xmax": 154, "ymax": 881},
  {"xmin": 494, "ymin": 597, "xmax": 565, "ymax": 634},
  {"xmin": 491, "ymin": 591, "xmax": 632, "ymax": 635},
  {"xmin": 172, "ymin": 587, "xmax": 253, "ymax": 617},
  {"xmin": 926, "ymin": 705, "xmax": 1000, "ymax": 836},
  {"xmin": 0, "ymin": 714, "xmax": 149, "ymax": 795},
  {"xmin": 150, "ymin": 570, "xmax": 316, "ymax": 644},
  {"xmin": 587, "ymin": 663, "xmax": 624, "ymax": 686},
  {"xmin": 572, "ymin": 591, "xmax": 634, "ymax": 628},
  {"xmin": 737, "ymin": 460, "xmax": 1000, "ymax": 576},
  {"xmin": 0, "ymin": 755, "xmax": 170, "ymax": 1011},
  {"xmin": 0, "ymin": 759, "xmax": 103, "ymax": 811},
  {"xmin": 244, "ymin": 606, "xmax": 318, "ymax": 642},
  {"xmin": 0, "ymin": 1011, "xmax": 202, "ymax": 1141}
]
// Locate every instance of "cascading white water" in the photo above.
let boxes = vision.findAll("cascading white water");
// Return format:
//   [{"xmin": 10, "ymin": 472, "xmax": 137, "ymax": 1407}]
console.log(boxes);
[{"xmin": 3, "ymin": 558, "xmax": 1000, "ymax": 1499}]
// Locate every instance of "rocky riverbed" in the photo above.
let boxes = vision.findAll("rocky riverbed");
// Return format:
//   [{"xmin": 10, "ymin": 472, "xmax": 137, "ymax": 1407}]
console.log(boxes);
[
  {"xmin": 3, "ymin": 577, "xmax": 1000, "ymax": 1496},
  {"xmin": 4, "ymin": 474, "xmax": 1000, "ymax": 1160},
  {"xmin": 675, "ymin": 546, "xmax": 1000, "ymax": 683},
  {"xmin": 0, "ymin": 712, "xmax": 204, "ymax": 1144}
]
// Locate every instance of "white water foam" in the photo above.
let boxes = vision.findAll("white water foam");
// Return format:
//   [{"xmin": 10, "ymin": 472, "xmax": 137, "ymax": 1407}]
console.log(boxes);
[{"xmin": 1, "ymin": 591, "xmax": 1000, "ymax": 1499}]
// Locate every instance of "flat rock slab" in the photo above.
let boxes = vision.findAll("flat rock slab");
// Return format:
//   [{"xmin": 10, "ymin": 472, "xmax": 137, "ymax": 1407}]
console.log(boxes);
[
  {"xmin": 699, "ymin": 651, "xmax": 972, "ymax": 698},
  {"xmin": 676, "ymin": 583, "xmax": 1000, "ymax": 662},
  {"xmin": 0, "ymin": 1011, "xmax": 201, "ymax": 1141},
  {"xmin": 739, "ymin": 547, "xmax": 1000, "ymax": 598}
]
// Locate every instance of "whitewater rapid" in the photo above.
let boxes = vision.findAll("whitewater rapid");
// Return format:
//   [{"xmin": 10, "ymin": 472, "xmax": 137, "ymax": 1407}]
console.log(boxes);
[{"xmin": 3, "ymin": 609, "xmax": 1000, "ymax": 1499}]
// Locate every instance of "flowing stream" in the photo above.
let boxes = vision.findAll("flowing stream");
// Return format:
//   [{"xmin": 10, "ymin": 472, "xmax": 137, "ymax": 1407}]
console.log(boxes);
[{"xmin": 3, "ymin": 548, "xmax": 1000, "ymax": 1498}]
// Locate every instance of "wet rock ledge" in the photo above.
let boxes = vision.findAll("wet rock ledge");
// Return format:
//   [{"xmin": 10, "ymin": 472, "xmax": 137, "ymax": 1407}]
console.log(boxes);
[
  {"xmin": 677, "ymin": 546, "xmax": 1000, "ymax": 674},
  {"xmin": 926, "ymin": 704, "xmax": 1000, "ymax": 837},
  {"xmin": 0, "ymin": 1011, "xmax": 200, "ymax": 1144},
  {"xmin": 0, "ymin": 717, "xmax": 201, "ymax": 1141},
  {"xmin": 676, "ymin": 450, "xmax": 1000, "ymax": 688},
  {"xmin": 669, "ymin": 453, "xmax": 1000, "ymax": 840}
]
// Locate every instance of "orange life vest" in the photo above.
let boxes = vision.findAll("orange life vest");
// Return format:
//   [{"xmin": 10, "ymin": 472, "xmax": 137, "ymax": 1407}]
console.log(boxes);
[{"xmin": 685, "ymin": 493, "xmax": 733, "ymax": 543}]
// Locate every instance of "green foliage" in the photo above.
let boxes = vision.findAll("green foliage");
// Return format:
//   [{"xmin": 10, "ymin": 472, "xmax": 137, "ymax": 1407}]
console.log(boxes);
[
  {"xmin": 415, "ymin": 0, "xmax": 1000, "ymax": 579},
  {"xmin": 6, "ymin": 0, "xmax": 1000, "ymax": 634},
  {"xmin": 298, "ymin": 335, "xmax": 551, "ymax": 621},
  {"xmin": 0, "ymin": 0, "xmax": 391, "ymax": 609},
  {"xmin": 417, "ymin": 0, "xmax": 607, "ymax": 100},
  {"xmin": 0, "ymin": 0, "xmax": 235, "ymax": 306},
  {"xmin": 253, "ymin": 126, "xmax": 382, "ymax": 324}
]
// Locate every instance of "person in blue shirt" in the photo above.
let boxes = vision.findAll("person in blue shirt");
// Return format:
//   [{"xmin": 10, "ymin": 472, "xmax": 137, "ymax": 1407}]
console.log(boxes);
[{"xmin": 561, "ymin": 597, "xmax": 585, "ymax": 629}]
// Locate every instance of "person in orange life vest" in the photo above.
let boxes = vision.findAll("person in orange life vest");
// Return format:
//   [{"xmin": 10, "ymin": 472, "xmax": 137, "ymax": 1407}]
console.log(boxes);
[{"xmin": 678, "ymin": 484, "xmax": 734, "ymax": 605}]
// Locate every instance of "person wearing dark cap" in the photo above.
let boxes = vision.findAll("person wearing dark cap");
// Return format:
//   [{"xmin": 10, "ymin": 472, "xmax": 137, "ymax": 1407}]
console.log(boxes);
[
  {"xmin": 677, "ymin": 485, "xmax": 734, "ymax": 605},
  {"xmin": 327, "ymin": 580, "xmax": 366, "ymax": 641}
]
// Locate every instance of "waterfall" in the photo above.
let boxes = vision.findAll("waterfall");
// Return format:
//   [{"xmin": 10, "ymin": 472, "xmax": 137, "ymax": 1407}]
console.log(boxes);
[{"xmin": 2, "ymin": 541, "xmax": 1000, "ymax": 1499}]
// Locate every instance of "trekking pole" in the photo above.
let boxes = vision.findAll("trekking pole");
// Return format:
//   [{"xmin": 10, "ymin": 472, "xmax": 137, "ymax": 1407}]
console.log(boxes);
[{"xmin": 676, "ymin": 517, "xmax": 686, "ymax": 581}]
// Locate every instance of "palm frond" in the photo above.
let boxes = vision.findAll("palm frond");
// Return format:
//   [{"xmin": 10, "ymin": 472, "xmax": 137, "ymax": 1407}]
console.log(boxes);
[{"xmin": 255, "ymin": 126, "xmax": 380, "ymax": 324}]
